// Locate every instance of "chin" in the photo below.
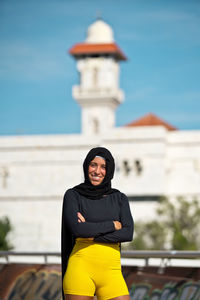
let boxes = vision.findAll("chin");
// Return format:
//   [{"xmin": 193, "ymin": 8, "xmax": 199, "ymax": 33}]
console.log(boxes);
[{"xmin": 91, "ymin": 181, "xmax": 101, "ymax": 186}]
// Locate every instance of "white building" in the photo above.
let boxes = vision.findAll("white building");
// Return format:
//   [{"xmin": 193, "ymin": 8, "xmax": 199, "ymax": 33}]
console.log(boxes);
[{"xmin": 0, "ymin": 20, "xmax": 200, "ymax": 251}]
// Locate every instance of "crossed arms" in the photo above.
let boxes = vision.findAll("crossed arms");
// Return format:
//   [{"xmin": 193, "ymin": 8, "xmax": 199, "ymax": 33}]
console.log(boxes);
[{"xmin": 62, "ymin": 189, "xmax": 134, "ymax": 243}]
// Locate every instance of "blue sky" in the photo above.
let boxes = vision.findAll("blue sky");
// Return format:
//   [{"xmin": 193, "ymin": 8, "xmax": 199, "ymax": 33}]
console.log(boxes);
[{"xmin": 0, "ymin": 0, "xmax": 200, "ymax": 135}]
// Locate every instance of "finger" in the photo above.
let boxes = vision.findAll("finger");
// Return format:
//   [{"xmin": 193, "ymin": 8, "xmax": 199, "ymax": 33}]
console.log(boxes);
[
  {"xmin": 77, "ymin": 212, "xmax": 85, "ymax": 222},
  {"xmin": 80, "ymin": 215, "xmax": 85, "ymax": 222},
  {"xmin": 77, "ymin": 212, "xmax": 83, "ymax": 219}
]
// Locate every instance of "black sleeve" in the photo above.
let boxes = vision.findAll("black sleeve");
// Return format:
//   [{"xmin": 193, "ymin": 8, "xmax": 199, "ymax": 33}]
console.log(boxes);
[
  {"xmin": 94, "ymin": 193, "xmax": 134, "ymax": 243},
  {"xmin": 63, "ymin": 189, "xmax": 115, "ymax": 238}
]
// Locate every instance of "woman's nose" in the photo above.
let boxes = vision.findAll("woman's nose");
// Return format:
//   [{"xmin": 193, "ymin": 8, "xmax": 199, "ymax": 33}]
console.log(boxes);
[{"xmin": 96, "ymin": 165, "xmax": 101, "ymax": 174}]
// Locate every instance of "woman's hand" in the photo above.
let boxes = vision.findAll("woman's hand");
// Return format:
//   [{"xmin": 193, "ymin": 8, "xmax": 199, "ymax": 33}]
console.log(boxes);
[
  {"xmin": 113, "ymin": 221, "xmax": 122, "ymax": 230},
  {"xmin": 77, "ymin": 212, "xmax": 94, "ymax": 241},
  {"xmin": 77, "ymin": 212, "xmax": 85, "ymax": 223}
]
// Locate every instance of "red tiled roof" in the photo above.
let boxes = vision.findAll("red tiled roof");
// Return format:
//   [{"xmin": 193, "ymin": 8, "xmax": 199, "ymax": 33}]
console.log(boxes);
[
  {"xmin": 69, "ymin": 43, "xmax": 127, "ymax": 61},
  {"xmin": 125, "ymin": 113, "xmax": 177, "ymax": 131}
]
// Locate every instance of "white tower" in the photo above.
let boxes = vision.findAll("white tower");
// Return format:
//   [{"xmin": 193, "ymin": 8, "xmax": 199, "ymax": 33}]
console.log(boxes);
[{"xmin": 69, "ymin": 19, "xmax": 127, "ymax": 135}]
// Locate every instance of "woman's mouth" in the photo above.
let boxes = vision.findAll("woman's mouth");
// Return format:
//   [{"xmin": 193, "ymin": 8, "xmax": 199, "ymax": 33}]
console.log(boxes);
[{"xmin": 91, "ymin": 175, "xmax": 101, "ymax": 181}]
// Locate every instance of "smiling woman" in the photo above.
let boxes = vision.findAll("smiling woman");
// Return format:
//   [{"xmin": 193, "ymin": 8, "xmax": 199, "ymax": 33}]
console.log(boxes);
[
  {"xmin": 88, "ymin": 156, "xmax": 106, "ymax": 186},
  {"xmin": 61, "ymin": 147, "xmax": 134, "ymax": 300}
]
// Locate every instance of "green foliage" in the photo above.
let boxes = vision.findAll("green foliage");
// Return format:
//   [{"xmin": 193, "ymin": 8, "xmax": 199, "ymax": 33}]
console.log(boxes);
[
  {"xmin": 0, "ymin": 216, "xmax": 13, "ymax": 250},
  {"xmin": 126, "ymin": 197, "xmax": 200, "ymax": 250}
]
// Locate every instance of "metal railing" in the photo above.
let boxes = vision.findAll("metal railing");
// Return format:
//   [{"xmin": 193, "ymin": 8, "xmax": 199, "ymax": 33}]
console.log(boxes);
[
  {"xmin": 0, "ymin": 250, "xmax": 200, "ymax": 265},
  {"xmin": 0, "ymin": 251, "xmax": 60, "ymax": 264},
  {"xmin": 121, "ymin": 250, "xmax": 200, "ymax": 259},
  {"xmin": 121, "ymin": 250, "xmax": 200, "ymax": 267}
]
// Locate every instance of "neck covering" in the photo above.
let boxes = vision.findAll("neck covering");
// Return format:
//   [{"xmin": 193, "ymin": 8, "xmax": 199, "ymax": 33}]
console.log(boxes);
[{"xmin": 73, "ymin": 147, "xmax": 119, "ymax": 199}]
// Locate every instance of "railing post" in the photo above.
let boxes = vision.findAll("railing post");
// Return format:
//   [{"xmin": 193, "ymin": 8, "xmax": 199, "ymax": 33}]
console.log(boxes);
[
  {"xmin": 44, "ymin": 255, "xmax": 48, "ymax": 264},
  {"xmin": 145, "ymin": 258, "xmax": 149, "ymax": 267}
]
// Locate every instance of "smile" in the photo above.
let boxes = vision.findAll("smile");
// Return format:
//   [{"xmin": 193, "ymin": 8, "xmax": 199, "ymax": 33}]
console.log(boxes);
[{"xmin": 91, "ymin": 175, "xmax": 102, "ymax": 180}]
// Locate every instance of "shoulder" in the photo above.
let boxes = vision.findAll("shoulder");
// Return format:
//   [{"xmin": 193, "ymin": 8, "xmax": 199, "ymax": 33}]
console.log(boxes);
[
  {"xmin": 119, "ymin": 192, "xmax": 129, "ymax": 206},
  {"xmin": 63, "ymin": 188, "xmax": 78, "ymax": 201},
  {"xmin": 112, "ymin": 191, "xmax": 128, "ymax": 204}
]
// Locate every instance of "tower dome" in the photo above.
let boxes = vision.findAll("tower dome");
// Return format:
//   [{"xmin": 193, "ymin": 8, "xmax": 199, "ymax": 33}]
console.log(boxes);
[{"xmin": 85, "ymin": 20, "xmax": 114, "ymax": 44}]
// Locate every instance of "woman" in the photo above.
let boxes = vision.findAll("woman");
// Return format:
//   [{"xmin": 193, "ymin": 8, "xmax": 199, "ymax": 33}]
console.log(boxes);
[{"xmin": 61, "ymin": 147, "xmax": 134, "ymax": 300}]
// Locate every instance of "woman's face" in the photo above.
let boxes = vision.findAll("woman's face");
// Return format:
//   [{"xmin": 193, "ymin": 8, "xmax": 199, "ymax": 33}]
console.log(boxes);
[{"xmin": 88, "ymin": 156, "xmax": 106, "ymax": 186}]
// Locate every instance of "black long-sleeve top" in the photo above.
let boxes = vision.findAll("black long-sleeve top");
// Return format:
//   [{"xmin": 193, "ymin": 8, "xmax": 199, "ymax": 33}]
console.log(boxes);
[
  {"xmin": 61, "ymin": 188, "xmax": 134, "ymax": 299},
  {"xmin": 62, "ymin": 188, "xmax": 134, "ymax": 243}
]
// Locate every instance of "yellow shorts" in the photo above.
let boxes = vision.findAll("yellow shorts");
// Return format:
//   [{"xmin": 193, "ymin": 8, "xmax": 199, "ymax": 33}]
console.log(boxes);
[{"xmin": 63, "ymin": 238, "xmax": 129, "ymax": 300}]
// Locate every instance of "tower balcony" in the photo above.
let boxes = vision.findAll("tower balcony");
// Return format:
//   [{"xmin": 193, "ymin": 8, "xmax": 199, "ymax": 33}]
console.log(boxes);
[{"xmin": 72, "ymin": 85, "xmax": 124, "ymax": 107}]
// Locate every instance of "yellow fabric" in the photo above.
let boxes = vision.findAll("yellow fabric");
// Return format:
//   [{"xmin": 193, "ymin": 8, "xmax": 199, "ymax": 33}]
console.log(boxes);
[{"xmin": 63, "ymin": 238, "xmax": 129, "ymax": 300}]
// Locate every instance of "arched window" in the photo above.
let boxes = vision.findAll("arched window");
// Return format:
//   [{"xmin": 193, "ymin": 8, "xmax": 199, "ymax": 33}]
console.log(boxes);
[
  {"xmin": 93, "ymin": 67, "xmax": 98, "ymax": 87},
  {"xmin": 92, "ymin": 118, "xmax": 99, "ymax": 134}
]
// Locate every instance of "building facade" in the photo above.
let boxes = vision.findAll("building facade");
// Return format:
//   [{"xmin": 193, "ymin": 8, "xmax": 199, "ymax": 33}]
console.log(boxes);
[{"xmin": 0, "ymin": 20, "xmax": 200, "ymax": 251}]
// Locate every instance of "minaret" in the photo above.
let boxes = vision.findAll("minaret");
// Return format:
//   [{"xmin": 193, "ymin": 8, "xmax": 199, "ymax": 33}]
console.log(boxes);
[{"xmin": 69, "ymin": 19, "xmax": 127, "ymax": 135}]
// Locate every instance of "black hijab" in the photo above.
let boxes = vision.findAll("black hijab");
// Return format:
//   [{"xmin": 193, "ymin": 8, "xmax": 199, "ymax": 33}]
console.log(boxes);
[{"xmin": 73, "ymin": 147, "xmax": 119, "ymax": 199}]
